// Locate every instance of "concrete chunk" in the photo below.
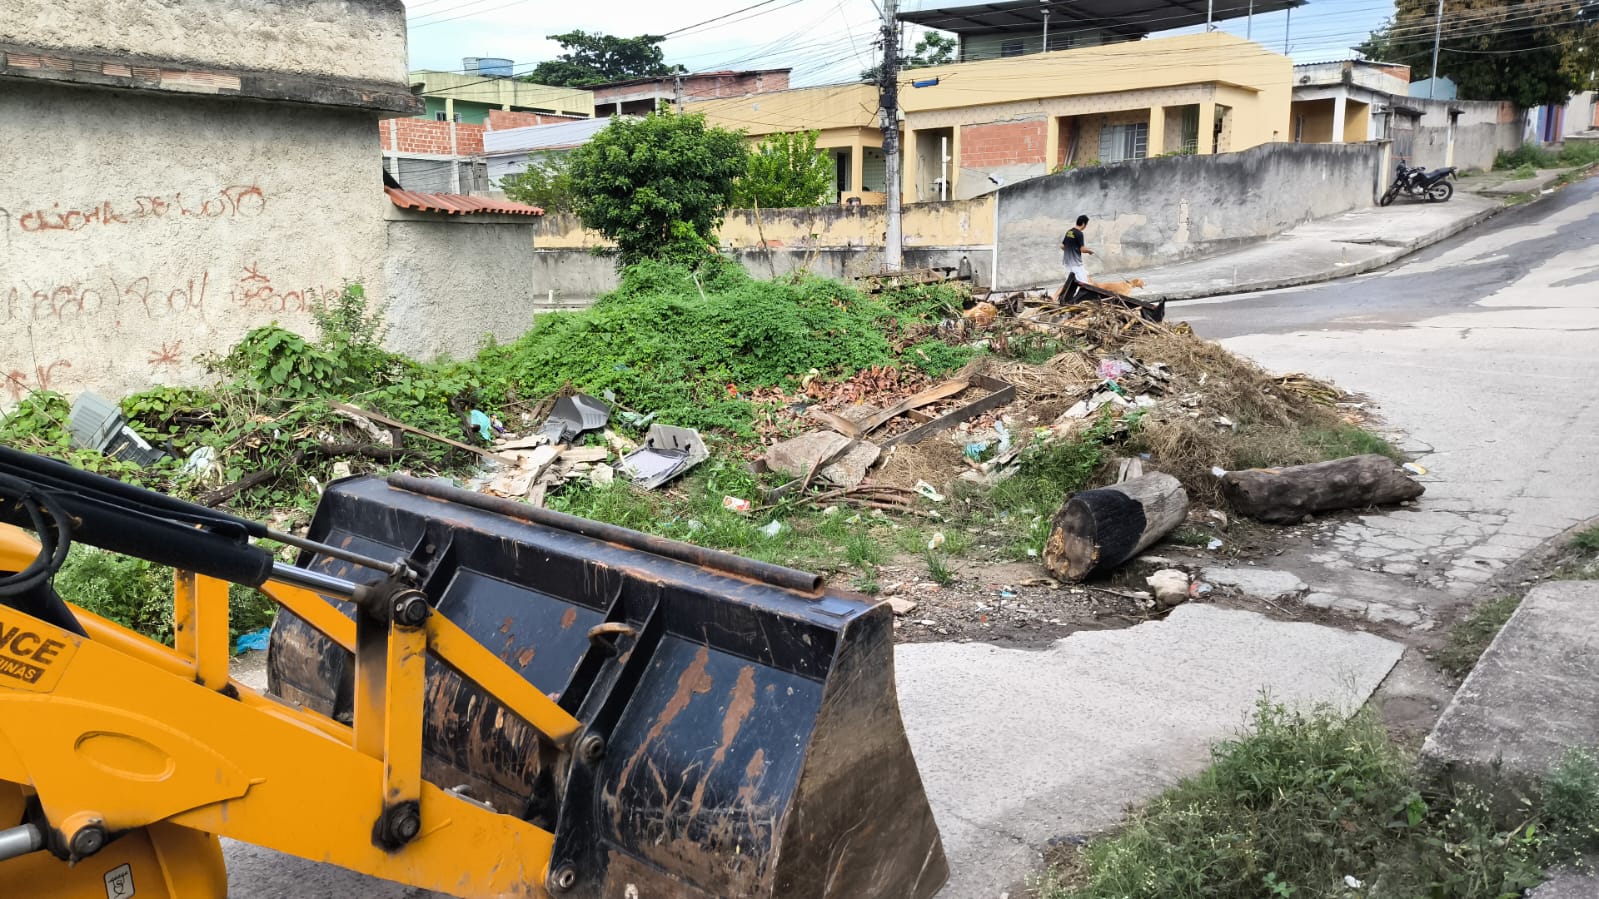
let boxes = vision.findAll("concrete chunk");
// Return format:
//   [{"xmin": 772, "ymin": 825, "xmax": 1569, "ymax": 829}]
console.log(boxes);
[{"xmin": 1421, "ymin": 582, "xmax": 1599, "ymax": 804}]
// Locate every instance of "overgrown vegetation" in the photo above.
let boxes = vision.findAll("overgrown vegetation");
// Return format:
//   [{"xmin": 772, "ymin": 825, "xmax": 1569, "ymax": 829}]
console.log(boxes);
[
  {"xmin": 1495, "ymin": 141, "xmax": 1599, "ymax": 172},
  {"xmin": 1041, "ymin": 700, "xmax": 1599, "ymax": 899}
]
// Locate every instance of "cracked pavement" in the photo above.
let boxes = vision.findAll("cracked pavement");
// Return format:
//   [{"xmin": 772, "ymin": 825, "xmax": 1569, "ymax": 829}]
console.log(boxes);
[{"xmin": 1185, "ymin": 174, "xmax": 1599, "ymax": 630}]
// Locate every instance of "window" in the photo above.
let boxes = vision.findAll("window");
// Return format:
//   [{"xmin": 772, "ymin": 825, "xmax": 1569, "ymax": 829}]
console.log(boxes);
[
  {"xmin": 1000, "ymin": 39, "xmax": 1025, "ymax": 57},
  {"xmin": 433, "ymin": 112, "xmax": 462, "ymax": 123},
  {"xmin": 1294, "ymin": 115, "xmax": 1305, "ymax": 143},
  {"xmin": 1097, "ymin": 122, "xmax": 1149, "ymax": 163},
  {"xmin": 1044, "ymin": 32, "xmax": 1074, "ymax": 52}
]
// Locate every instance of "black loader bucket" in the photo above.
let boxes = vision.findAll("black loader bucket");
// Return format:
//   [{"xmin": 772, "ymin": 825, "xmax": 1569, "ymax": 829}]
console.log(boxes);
[{"xmin": 267, "ymin": 475, "xmax": 947, "ymax": 898}]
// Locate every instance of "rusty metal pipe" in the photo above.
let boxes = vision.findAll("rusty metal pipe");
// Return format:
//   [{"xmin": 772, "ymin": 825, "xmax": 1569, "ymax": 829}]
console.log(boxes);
[{"xmin": 387, "ymin": 475, "xmax": 823, "ymax": 594}]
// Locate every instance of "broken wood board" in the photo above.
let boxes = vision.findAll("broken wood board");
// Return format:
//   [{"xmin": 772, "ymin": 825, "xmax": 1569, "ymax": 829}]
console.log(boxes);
[
  {"xmin": 558, "ymin": 446, "xmax": 610, "ymax": 464},
  {"xmin": 808, "ymin": 378, "xmax": 971, "ymax": 439},
  {"xmin": 332, "ymin": 402, "xmax": 516, "ymax": 464},
  {"xmin": 880, "ymin": 375, "xmax": 1018, "ymax": 448}
]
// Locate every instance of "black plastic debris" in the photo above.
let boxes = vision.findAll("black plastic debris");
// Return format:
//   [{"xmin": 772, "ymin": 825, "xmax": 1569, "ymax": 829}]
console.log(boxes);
[{"xmin": 537, "ymin": 393, "xmax": 611, "ymax": 444}]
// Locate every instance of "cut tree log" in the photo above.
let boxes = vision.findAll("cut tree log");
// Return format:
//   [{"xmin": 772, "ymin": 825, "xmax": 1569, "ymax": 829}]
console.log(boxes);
[
  {"xmin": 1220, "ymin": 454, "xmax": 1423, "ymax": 524},
  {"xmin": 1043, "ymin": 472, "xmax": 1189, "ymax": 582}
]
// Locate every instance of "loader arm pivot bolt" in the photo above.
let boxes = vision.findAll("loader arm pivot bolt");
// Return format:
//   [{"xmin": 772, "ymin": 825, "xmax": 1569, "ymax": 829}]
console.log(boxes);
[
  {"xmin": 376, "ymin": 802, "xmax": 423, "ymax": 849},
  {"xmin": 392, "ymin": 590, "xmax": 430, "ymax": 627},
  {"xmin": 69, "ymin": 822, "xmax": 107, "ymax": 858},
  {"xmin": 576, "ymin": 733, "xmax": 606, "ymax": 764},
  {"xmin": 548, "ymin": 863, "xmax": 579, "ymax": 893}
]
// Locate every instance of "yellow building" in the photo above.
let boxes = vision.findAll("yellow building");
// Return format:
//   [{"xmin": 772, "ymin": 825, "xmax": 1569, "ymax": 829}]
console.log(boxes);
[{"xmin": 692, "ymin": 31, "xmax": 1293, "ymax": 203}]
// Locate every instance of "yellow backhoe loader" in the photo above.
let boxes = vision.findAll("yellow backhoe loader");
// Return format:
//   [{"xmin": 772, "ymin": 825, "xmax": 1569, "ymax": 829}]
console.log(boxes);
[{"xmin": 0, "ymin": 445, "xmax": 946, "ymax": 897}]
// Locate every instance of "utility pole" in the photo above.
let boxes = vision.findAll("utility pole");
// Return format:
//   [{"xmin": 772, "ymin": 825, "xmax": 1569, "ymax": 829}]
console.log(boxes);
[
  {"xmin": 674, "ymin": 72, "xmax": 684, "ymax": 112},
  {"xmin": 1246, "ymin": 0, "xmax": 1253, "ymax": 39},
  {"xmin": 1283, "ymin": 3, "xmax": 1291, "ymax": 55},
  {"xmin": 880, "ymin": 0, "xmax": 903, "ymax": 270},
  {"xmin": 1428, "ymin": 0, "xmax": 1445, "ymax": 99}
]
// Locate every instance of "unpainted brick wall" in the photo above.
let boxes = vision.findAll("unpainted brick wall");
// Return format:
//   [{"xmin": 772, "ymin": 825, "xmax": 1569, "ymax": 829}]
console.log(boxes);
[{"xmin": 959, "ymin": 120, "xmax": 1047, "ymax": 168}]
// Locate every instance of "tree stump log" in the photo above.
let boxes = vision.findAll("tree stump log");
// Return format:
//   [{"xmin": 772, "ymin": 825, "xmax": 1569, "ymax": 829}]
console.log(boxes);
[
  {"xmin": 1220, "ymin": 454, "xmax": 1423, "ymax": 524},
  {"xmin": 1043, "ymin": 472, "xmax": 1189, "ymax": 582}
]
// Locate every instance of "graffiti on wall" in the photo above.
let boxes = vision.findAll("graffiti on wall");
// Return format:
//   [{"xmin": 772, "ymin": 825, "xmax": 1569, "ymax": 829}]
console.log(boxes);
[
  {"xmin": 11, "ymin": 186, "xmax": 267, "ymax": 234},
  {"xmin": 2, "ymin": 265, "xmax": 333, "ymax": 326}
]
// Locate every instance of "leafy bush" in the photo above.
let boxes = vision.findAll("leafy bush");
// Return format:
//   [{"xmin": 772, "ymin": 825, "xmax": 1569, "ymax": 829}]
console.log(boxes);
[{"xmin": 499, "ymin": 152, "xmax": 578, "ymax": 214}]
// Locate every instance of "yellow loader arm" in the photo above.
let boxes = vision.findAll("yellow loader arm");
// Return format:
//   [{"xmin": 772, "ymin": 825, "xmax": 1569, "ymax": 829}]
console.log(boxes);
[
  {"xmin": 0, "ymin": 444, "xmax": 946, "ymax": 899},
  {"xmin": 0, "ymin": 521, "xmax": 579, "ymax": 898}
]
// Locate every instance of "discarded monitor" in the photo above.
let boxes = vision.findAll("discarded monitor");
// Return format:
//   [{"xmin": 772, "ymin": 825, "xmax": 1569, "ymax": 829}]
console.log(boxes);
[
  {"xmin": 68, "ymin": 392, "xmax": 167, "ymax": 466},
  {"xmin": 617, "ymin": 424, "xmax": 708, "ymax": 490},
  {"xmin": 537, "ymin": 393, "xmax": 610, "ymax": 444}
]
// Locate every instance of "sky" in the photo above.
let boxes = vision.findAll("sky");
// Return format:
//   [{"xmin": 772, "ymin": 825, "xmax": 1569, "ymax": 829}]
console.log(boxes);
[{"xmin": 400, "ymin": 0, "xmax": 1400, "ymax": 87}]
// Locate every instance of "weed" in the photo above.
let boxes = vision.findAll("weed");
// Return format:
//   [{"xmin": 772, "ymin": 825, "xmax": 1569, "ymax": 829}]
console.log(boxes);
[
  {"xmin": 1572, "ymin": 525, "xmax": 1599, "ymax": 554},
  {"xmin": 845, "ymin": 530, "xmax": 885, "ymax": 568},
  {"xmin": 1305, "ymin": 425, "xmax": 1402, "ymax": 462},
  {"xmin": 852, "ymin": 571, "xmax": 882, "ymax": 595},
  {"xmin": 924, "ymin": 548, "xmax": 955, "ymax": 585},
  {"xmin": 1166, "ymin": 528, "xmax": 1213, "ymax": 548},
  {"xmin": 1511, "ymin": 163, "xmax": 1539, "ymax": 179},
  {"xmin": 1436, "ymin": 596, "xmax": 1521, "ymax": 678}
]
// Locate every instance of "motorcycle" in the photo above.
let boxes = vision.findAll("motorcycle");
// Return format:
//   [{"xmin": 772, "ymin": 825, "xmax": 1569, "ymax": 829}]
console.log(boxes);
[{"xmin": 1380, "ymin": 162, "xmax": 1457, "ymax": 205}]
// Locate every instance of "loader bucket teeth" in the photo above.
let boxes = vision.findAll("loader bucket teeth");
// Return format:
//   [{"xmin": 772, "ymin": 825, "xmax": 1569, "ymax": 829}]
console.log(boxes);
[{"xmin": 267, "ymin": 477, "xmax": 947, "ymax": 898}]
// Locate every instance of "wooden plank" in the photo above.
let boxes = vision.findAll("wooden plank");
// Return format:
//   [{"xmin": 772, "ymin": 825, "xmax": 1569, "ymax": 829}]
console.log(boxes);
[
  {"xmin": 809, "ymin": 378, "xmax": 971, "ymax": 439},
  {"xmin": 881, "ymin": 376, "xmax": 1017, "ymax": 448},
  {"xmin": 331, "ymin": 402, "xmax": 515, "ymax": 463},
  {"xmin": 558, "ymin": 446, "xmax": 610, "ymax": 464}
]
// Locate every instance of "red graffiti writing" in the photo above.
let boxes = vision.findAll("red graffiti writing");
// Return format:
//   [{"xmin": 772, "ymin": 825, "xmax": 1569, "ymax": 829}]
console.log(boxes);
[
  {"xmin": 231, "ymin": 264, "xmax": 330, "ymax": 314},
  {"xmin": 16, "ymin": 185, "xmax": 266, "ymax": 233},
  {"xmin": 4, "ymin": 266, "xmax": 326, "ymax": 325},
  {"xmin": 4, "ymin": 360, "xmax": 72, "ymax": 402}
]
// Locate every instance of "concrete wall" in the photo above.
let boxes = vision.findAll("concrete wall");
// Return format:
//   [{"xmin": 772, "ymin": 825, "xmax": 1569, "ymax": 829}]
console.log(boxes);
[
  {"xmin": 993, "ymin": 141, "xmax": 1383, "ymax": 289},
  {"xmin": 0, "ymin": 82, "xmax": 388, "ymax": 400},
  {"xmin": 529, "ymin": 197, "xmax": 996, "ymax": 253},
  {"xmin": 384, "ymin": 214, "xmax": 578, "ymax": 360},
  {"xmin": 4, "ymin": 0, "xmax": 409, "ymax": 85},
  {"xmin": 1404, "ymin": 99, "xmax": 1521, "ymax": 172}
]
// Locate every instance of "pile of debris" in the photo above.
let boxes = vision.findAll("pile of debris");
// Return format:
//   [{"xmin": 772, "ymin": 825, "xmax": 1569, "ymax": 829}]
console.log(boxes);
[{"xmin": 473, "ymin": 394, "xmax": 708, "ymax": 506}]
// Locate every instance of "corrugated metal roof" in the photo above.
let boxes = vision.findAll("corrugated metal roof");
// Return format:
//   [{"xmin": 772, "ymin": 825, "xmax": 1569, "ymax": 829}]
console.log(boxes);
[{"xmin": 384, "ymin": 186, "xmax": 543, "ymax": 216}]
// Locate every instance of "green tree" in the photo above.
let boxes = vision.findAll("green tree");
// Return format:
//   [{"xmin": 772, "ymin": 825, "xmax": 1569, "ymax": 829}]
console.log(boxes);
[
  {"xmin": 1357, "ymin": 0, "xmax": 1599, "ymax": 108},
  {"xmin": 861, "ymin": 30, "xmax": 959, "ymax": 83},
  {"xmin": 567, "ymin": 111, "xmax": 749, "ymax": 266},
  {"xmin": 499, "ymin": 153, "xmax": 577, "ymax": 214},
  {"xmin": 732, "ymin": 131, "xmax": 833, "ymax": 208},
  {"xmin": 525, "ymin": 31, "xmax": 685, "ymax": 87}
]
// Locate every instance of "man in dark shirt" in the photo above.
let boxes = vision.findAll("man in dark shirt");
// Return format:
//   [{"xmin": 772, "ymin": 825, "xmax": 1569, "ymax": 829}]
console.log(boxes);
[{"xmin": 1062, "ymin": 214, "xmax": 1093, "ymax": 284}]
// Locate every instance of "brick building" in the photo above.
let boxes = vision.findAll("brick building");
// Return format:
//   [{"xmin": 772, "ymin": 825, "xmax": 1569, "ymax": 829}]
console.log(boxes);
[{"xmin": 591, "ymin": 69, "xmax": 790, "ymax": 117}]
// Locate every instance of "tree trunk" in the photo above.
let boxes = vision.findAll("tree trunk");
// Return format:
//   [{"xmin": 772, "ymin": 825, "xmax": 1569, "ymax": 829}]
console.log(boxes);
[
  {"xmin": 1043, "ymin": 472, "xmax": 1189, "ymax": 582},
  {"xmin": 1220, "ymin": 454, "xmax": 1423, "ymax": 524}
]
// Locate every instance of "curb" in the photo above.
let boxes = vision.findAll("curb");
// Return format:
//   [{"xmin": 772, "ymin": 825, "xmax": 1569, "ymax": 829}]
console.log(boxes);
[{"xmin": 1146, "ymin": 204, "xmax": 1503, "ymax": 303}]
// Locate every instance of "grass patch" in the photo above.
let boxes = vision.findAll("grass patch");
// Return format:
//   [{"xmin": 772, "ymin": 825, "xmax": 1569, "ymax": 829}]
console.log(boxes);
[
  {"xmin": 1510, "ymin": 162, "xmax": 1538, "ymax": 180},
  {"xmin": 1042, "ymin": 699, "xmax": 1599, "ymax": 899},
  {"xmin": 1305, "ymin": 425, "xmax": 1401, "ymax": 461},
  {"xmin": 1573, "ymin": 524, "xmax": 1599, "ymax": 554},
  {"xmin": 1435, "ymin": 595, "xmax": 1521, "ymax": 679},
  {"xmin": 1495, "ymin": 141, "xmax": 1599, "ymax": 172},
  {"xmin": 924, "ymin": 549, "xmax": 955, "ymax": 585},
  {"xmin": 1166, "ymin": 528, "xmax": 1214, "ymax": 548}
]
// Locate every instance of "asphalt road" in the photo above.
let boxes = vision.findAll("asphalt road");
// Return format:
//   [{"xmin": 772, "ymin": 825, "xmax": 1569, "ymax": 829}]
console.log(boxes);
[{"xmin": 1183, "ymin": 174, "xmax": 1599, "ymax": 339}]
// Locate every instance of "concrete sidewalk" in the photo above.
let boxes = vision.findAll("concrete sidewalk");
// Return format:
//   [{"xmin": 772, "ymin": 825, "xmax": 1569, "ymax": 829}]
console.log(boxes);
[
  {"xmin": 1107, "ymin": 193, "xmax": 1501, "ymax": 302},
  {"xmin": 1102, "ymin": 163, "xmax": 1596, "ymax": 302}
]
